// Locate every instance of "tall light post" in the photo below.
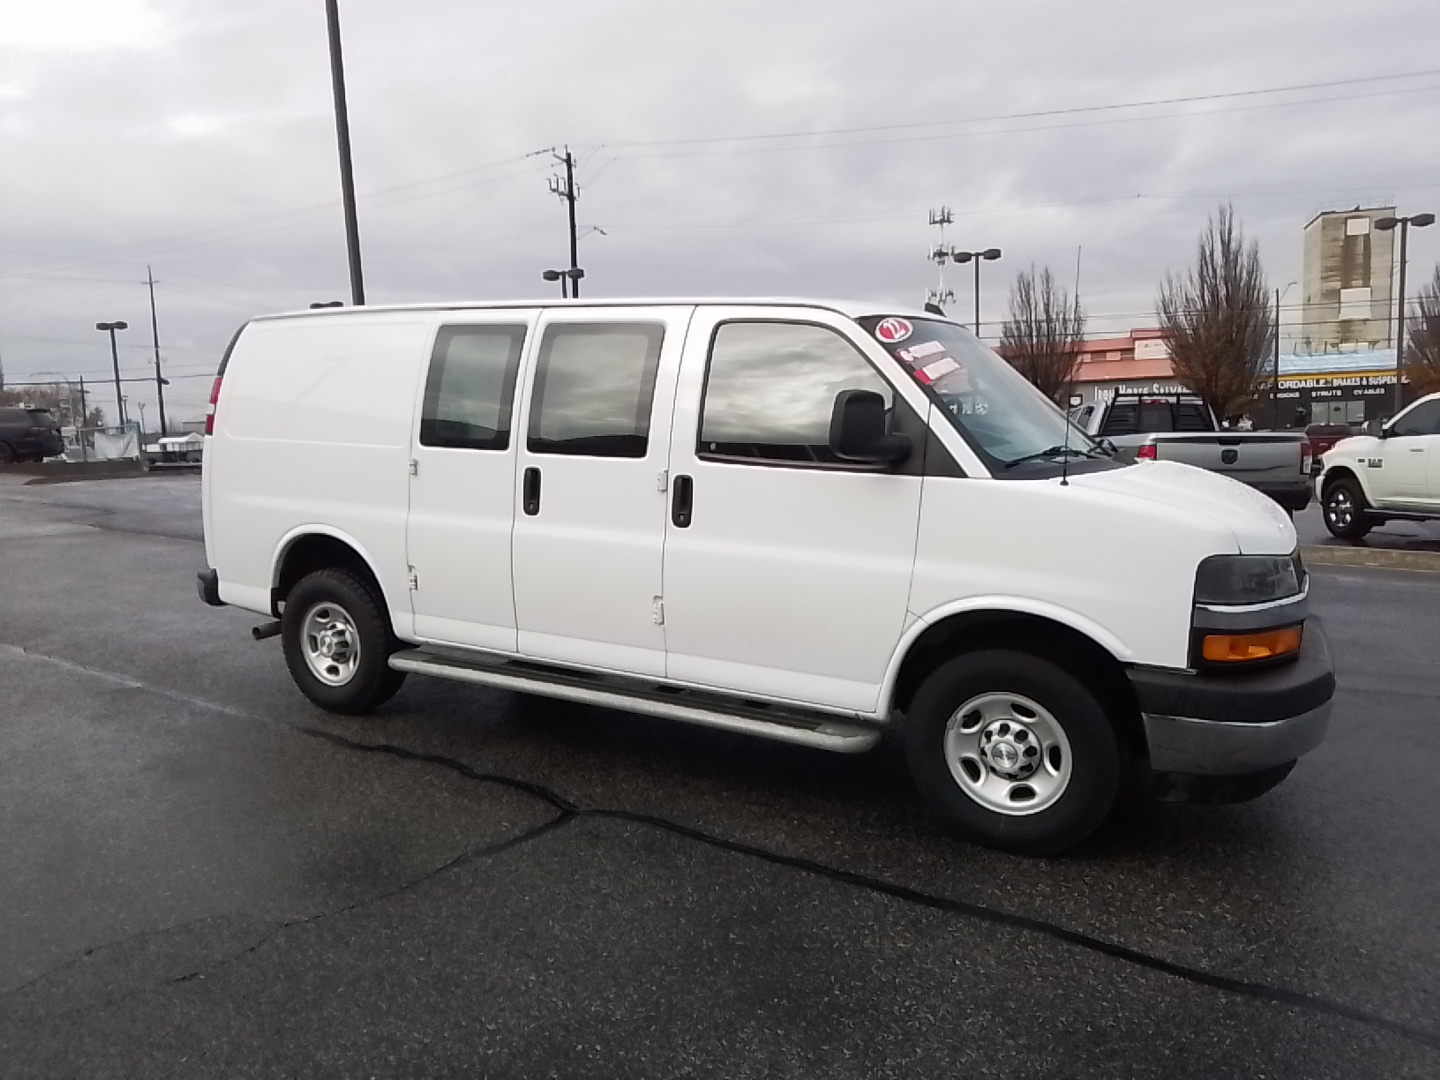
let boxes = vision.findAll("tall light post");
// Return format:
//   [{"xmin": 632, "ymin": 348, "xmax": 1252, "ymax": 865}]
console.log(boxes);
[
  {"xmin": 325, "ymin": 0, "xmax": 365, "ymax": 305},
  {"xmin": 950, "ymin": 248, "xmax": 1003, "ymax": 337},
  {"xmin": 96, "ymin": 321, "xmax": 128, "ymax": 426},
  {"xmin": 541, "ymin": 268, "xmax": 584, "ymax": 299},
  {"xmin": 1375, "ymin": 211, "xmax": 1435, "ymax": 414},
  {"xmin": 137, "ymin": 401, "xmax": 148, "ymax": 435},
  {"xmin": 1273, "ymin": 281, "xmax": 1298, "ymax": 429}
]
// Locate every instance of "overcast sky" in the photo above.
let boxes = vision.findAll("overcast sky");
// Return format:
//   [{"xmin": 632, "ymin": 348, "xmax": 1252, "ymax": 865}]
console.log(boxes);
[{"xmin": 3, "ymin": 0, "xmax": 1438, "ymax": 424}]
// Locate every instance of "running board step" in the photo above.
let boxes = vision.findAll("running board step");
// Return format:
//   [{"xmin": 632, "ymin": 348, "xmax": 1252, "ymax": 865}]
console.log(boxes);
[{"xmin": 387, "ymin": 648, "xmax": 881, "ymax": 754}]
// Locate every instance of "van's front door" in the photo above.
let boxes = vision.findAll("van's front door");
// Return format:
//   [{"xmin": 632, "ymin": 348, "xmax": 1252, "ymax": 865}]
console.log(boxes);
[
  {"xmin": 661, "ymin": 307, "xmax": 925, "ymax": 713},
  {"xmin": 407, "ymin": 315, "xmax": 534, "ymax": 651},
  {"xmin": 510, "ymin": 307, "xmax": 690, "ymax": 676}
]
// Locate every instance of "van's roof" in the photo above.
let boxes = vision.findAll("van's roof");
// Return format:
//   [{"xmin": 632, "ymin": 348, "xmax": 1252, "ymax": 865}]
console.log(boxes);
[{"xmin": 249, "ymin": 297, "xmax": 934, "ymax": 323}]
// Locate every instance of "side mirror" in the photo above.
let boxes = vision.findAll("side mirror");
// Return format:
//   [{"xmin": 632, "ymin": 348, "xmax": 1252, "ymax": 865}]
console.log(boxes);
[
  {"xmin": 1096, "ymin": 436, "xmax": 1119, "ymax": 458},
  {"xmin": 1365, "ymin": 418, "xmax": 1387, "ymax": 438},
  {"xmin": 828, "ymin": 389, "xmax": 912, "ymax": 465}
]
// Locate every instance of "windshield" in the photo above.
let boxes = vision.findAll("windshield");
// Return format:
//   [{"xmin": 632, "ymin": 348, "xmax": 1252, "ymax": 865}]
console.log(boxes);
[{"xmin": 860, "ymin": 316, "xmax": 1096, "ymax": 469}]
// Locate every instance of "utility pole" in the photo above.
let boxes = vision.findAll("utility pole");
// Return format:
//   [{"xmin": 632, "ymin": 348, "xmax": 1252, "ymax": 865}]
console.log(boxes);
[
  {"xmin": 549, "ymin": 148, "xmax": 581, "ymax": 298},
  {"xmin": 147, "ymin": 266, "xmax": 168, "ymax": 434},
  {"xmin": 325, "ymin": 0, "xmax": 365, "ymax": 305}
]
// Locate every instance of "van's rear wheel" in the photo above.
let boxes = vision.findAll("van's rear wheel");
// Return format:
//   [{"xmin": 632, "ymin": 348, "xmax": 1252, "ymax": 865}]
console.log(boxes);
[
  {"xmin": 282, "ymin": 569, "xmax": 406, "ymax": 714},
  {"xmin": 906, "ymin": 650, "xmax": 1121, "ymax": 856}
]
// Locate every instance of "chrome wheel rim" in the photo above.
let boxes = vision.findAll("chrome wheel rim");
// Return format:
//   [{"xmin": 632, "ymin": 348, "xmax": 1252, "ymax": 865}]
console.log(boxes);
[
  {"xmin": 943, "ymin": 692, "xmax": 1073, "ymax": 816},
  {"xmin": 1326, "ymin": 489, "xmax": 1354, "ymax": 528},
  {"xmin": 300, "ymin": 601, "xmax": 361, "ymax": 687}
]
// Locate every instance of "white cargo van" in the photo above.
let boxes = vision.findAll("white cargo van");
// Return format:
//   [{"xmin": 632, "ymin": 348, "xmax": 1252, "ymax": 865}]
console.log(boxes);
[{"xmin": 200, "ymin": 300, "xmax": 1333, "ymax": 854}]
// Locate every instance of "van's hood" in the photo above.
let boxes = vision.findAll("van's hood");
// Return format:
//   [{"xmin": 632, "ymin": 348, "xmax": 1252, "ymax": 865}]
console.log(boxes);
[{"xmin": 1070, "ymin": 460, "xmax": 1295, "ymax": 554}]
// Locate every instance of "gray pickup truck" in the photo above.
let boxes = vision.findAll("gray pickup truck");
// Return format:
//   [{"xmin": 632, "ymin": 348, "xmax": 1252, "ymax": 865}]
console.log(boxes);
[{"xmin": 1074, "ymin": 394, "xmax": 1312, "ymax": 512}]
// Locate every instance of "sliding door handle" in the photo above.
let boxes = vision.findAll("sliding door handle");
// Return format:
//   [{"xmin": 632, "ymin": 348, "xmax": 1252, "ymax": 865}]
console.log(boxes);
[
  {"xmin": 672, "ymin": 474, "xmax": 693, "ymax": 528},
  {"xmin": 522, "ymin": 466, "xmax": 541, "ymax": 515}
]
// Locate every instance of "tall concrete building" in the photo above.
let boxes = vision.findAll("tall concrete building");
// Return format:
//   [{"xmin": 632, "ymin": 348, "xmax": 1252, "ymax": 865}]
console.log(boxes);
[{"xmin": 1300, "ymin": 206, "xmax": 1396, "ymax": 353}]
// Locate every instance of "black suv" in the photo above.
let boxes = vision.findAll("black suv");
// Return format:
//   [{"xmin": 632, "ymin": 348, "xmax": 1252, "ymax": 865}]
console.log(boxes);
[{"xmin": 0, "ymin": 407, "xmax": 65, "ymax": 464}]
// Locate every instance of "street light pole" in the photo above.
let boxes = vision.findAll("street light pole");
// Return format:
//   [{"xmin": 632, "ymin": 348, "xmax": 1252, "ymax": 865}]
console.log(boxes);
[
  {"xmin": 1273, "ymin": 281, "xmax": 1297, "ymax": 429},
  {"xmin": 949, "ymin": 248, "xmax": 1003, "ymax": 337},
  {"xmin": 325, "ymin": 0, "xmax": 365, "ymax": 306},
  {"xmin": 1376, "ymin": 211, "xmax": 1435, "ymax": 415},
  {"xmin": 96, "ymin": 320, "xmax": 129, "ymax": 427}
]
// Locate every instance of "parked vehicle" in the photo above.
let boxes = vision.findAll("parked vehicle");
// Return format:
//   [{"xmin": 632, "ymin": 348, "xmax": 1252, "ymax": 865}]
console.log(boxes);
[
  {"xmin": 1305, "ymin": 423, "xmax": 1355, "ymax": 475},
  {"xmin": 1074, "ymin": 394, "xmax": 1312, "ymax": 511},
  {"xmin": 143, "ymin": 433, "xmax": 204, "ymax": 470},
  {"xmin": 0, "ymin": 406, "xmax": 64, "ymax": 464},
  {"xmin": 1319, "ymin": 391, "xmax": 1440, "ymax": 540},
  {"xmin": 199, "ymin": 301, "xmax": 1334, "ymax": 854}
]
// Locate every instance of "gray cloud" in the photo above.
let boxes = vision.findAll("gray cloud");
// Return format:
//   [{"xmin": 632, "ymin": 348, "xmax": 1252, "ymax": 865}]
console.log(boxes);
[{"xmin": 2, "ymin": 0, "xmax": 1438, "ymax": 422}]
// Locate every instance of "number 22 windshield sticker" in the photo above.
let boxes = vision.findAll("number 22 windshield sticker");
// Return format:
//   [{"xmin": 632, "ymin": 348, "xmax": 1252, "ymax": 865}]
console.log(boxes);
[{"xmin": 873, "ymin": 317, "xmax": 913, "ymax": 344}]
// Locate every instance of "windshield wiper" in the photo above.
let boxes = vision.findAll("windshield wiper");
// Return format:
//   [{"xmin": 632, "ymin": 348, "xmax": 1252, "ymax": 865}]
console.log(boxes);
[{"xmin": 1003, "ymin": 446, "xmax": 1094, "ymax": 469}]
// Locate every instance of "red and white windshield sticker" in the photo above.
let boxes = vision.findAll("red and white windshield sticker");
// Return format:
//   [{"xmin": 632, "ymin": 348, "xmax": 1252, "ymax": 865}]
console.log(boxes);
[
  {"xmin": 873, "ymin": 317, "xmax": 913, "ymax": 344},
  {"xmin": 913, "ymin": 357, "xmax": 961, "ymax": 385},
  {"xmin": 898, "ymin": 340, "xmax": 945, "ymax": 363}
]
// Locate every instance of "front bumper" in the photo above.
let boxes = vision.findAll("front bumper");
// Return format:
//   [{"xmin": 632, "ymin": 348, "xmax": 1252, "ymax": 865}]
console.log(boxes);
[
  {"xmin": 1128, "ymin": 617, "xmax": 1334, "ymax": 776},
  {"xmin": 1252, "ymin": 480, "xmax": 1312, "ymax": 511}
]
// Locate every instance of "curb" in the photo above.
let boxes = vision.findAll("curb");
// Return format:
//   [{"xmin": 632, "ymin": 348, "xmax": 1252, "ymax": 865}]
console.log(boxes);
[{"xmin": 1301, "ymin": 544, "xmax": 1440, "ymax": 573}]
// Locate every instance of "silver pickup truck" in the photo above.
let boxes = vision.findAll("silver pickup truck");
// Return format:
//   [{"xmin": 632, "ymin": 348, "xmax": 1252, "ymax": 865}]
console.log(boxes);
[{"xmin": 1074, "ymin": 394, "xmax": 1312, "ymax": 512}]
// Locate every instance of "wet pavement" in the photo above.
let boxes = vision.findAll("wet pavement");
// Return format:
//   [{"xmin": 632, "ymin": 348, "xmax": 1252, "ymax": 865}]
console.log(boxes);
[{"xmin": 1, "ymin": 474, "xmax": 1437, "ymax": 1077}]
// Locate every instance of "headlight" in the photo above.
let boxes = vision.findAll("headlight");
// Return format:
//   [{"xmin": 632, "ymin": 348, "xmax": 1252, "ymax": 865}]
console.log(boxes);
[{"xmin": 1194, "ymin": 553, "xmax": 1303, "ymax": 606}]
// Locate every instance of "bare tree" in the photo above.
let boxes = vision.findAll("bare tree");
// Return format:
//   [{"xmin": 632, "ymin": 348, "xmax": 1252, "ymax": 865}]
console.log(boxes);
[
  {"xmin": 1156, "ymin": 205, "xmax": 1273, "ymax": 422},
  {"xmin": 1405, "ymin": 265, "xmax": 1440, "ymax": 397},
  {"xmin": 1000, "ymin": 265, "xmax": 1086, "ymax": 403}
]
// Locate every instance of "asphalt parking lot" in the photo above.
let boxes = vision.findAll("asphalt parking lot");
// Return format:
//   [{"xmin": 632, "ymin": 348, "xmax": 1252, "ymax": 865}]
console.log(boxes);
[{"xmin": 1, "ymin": 474, "xmax": 1437, "ymax": 1078}]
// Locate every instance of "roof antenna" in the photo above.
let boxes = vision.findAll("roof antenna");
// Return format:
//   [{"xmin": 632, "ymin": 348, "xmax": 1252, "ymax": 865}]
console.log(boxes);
[
  {"xmin": 924, "ymin": 301, "xmax": 946, "ymax": 316},
  {"xmin": 1060, "ymin": 392, "xmax": 1080, "ymax": 487}
]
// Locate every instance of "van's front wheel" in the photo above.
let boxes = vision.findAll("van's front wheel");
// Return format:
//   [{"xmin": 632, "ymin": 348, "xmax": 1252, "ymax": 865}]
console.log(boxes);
[
  {"xmin": 282, "ymin": 569, "xmax": 406, "ymax": 714},
  {"xmin": 906, "ymin": 650, "xmax": 1121, "ymax": 855}
]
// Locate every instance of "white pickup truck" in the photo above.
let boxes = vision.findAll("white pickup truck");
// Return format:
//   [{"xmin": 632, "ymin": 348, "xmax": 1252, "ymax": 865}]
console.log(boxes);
[
  {"xmin": 1318, "ymin": 391, "xmax": 1440, "ymax": 539},
  {"xmin": 1074, "ymin": 394, "xmax": 1312, "ymax": 512}
]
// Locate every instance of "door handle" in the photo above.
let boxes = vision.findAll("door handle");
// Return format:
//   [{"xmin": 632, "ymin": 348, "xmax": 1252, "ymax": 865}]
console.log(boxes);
[
  {"xmin": 522, "ymin": 466, "xmax": 541, "ymax": 515},
  {"xmin": 672, "ymin": 474, "xmax": 693, "ymax": 528}
]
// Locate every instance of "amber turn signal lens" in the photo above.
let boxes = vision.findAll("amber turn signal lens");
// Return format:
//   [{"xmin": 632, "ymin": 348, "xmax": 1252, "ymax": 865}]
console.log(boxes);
[{"xmin": 1202, "ymin": 626, "xmax": 1302, "ymax": 663}]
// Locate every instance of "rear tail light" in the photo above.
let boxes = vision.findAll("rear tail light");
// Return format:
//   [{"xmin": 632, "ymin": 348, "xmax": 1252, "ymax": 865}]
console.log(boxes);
[
  {"xmin": 1136, "ymin": 443, "xmax": 1157, "ymax": 460},
  {"xmin": 204, "ymin": 376, "xmax": 222, "ymax": 436},
  {"xmin": 1302, "ymin": 443, "xmax": 1314, "ymax": 473}
]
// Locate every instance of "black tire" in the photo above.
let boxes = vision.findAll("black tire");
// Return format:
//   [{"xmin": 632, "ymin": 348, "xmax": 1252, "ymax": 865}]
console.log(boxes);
[
  {"xmin": 1321, "ymin": 476, "xmax": 1373, "ymax": 540},
  {"xmin": 906, "ymin": 650, "xmax": 1122, "ymax": 856},
  {"xmin": 281, "ymin": 569, "xmax": 406, "ymax": 714}
]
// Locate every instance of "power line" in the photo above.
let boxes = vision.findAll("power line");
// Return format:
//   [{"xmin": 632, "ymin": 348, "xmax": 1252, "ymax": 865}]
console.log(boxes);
[{"xmin": 596, "ymin": 68, "xmax": 1440, "ymax": 151}]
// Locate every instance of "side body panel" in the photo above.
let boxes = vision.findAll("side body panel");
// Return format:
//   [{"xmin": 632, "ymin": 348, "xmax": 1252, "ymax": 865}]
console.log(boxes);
[
  {"xmin": 207, "ymin": 314, "xmax": 432, "ymax": 624},
  {"xmin": 908, "ymin": 474, "xmax": 1237, "ymax": 672}
]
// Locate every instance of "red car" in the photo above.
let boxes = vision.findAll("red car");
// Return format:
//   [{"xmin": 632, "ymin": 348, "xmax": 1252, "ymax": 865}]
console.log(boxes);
[{"xmin": 1305, "ymin": 423, "xmax": 1354, "ymax": 474}]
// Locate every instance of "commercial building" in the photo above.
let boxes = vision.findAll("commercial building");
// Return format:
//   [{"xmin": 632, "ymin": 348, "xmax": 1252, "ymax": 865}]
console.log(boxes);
[
  {"xmin": 1300, "ymin": 206, "xmax": 1396, "ymax": 353},
  {"xmin": 1068, "ymin": 328, "xmax": 1183, "ymax": 405}
]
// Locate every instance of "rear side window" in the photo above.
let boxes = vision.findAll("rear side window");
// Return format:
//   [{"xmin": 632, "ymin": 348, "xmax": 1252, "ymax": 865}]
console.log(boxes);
[
  {"xmin": 1099, "ymin": 402, "xmax": 1138, "ymax": 436},
  {"xmin": 420, "ymin": 324, "xmax": 526, "ymax": 450},
  {"xmin": 0, "ymin": 408, "xmax": 23, "ymax": 425},
  {"xmin": 527, "ymin": 323, "xmax": 664, "ymax": 457},
  {"xmin": 1138, "ymin": 401, "xmax": 1174, "ymax": 432},
  {"xmin": 1174, "ymin": 402, "xmax": 1210, "ymax": 431},
  {"xmin": 698, "ymin": 321, "xmax": 891, "ymax": 464}
]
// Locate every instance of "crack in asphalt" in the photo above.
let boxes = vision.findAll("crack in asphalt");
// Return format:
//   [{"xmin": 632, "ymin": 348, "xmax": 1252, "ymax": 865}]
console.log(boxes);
[
  {"xmin": 0, "ymin": 814, "xmax": 574, "ymax": 1042},
  {"xmin": 4, "ymin": 642, "xmax": 1439, "ymax": 1054}
]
